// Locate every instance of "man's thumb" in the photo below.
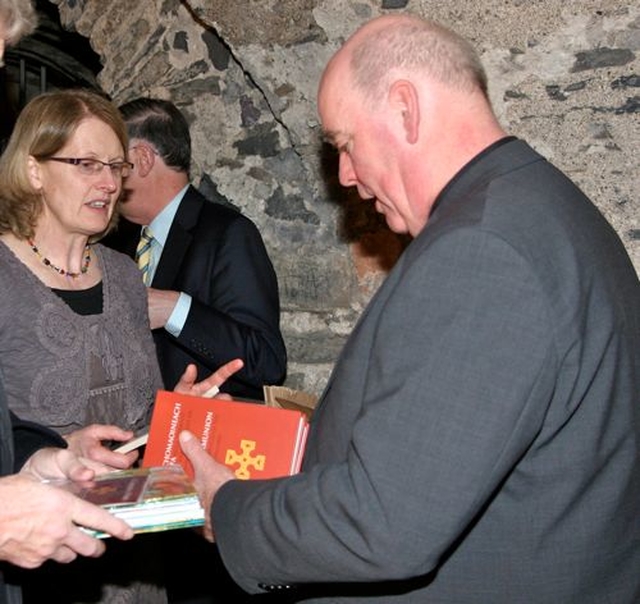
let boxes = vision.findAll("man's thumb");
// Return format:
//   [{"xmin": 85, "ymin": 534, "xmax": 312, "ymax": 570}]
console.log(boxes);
[{"xmin": 179, "ymin": 430, "xmax": 203, "ymax": 461}]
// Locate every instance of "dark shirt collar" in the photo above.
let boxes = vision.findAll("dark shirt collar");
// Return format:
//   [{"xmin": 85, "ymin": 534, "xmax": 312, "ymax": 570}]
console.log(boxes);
[{"xmin": 429, "ymin": 136, "xmax": 518, "ymax": 218}]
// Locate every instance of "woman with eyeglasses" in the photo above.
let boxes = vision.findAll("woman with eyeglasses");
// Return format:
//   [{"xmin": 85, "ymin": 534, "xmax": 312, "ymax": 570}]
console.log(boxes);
[
  {"xmin": 0, "ymin": 89, "xmax": 241, "ymax": 603},
  {"xmin": 0, "ymin": 89, "xmax": 160, "ymax": 441},
  {"xmin": 0, "ymin": 6, "xmax": 144, "ymax": 604}
]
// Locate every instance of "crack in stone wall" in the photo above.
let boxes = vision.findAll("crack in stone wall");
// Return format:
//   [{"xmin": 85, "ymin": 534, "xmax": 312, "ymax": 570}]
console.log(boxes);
[{"xmin": 49, "ymin": 0, "xmax": 639, "ymax": 395}]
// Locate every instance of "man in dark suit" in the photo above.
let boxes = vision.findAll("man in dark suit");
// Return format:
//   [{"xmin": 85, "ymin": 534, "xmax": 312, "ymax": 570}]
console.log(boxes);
[
  {"xmin": 180, "ymin": 14, "xmax": 640, "ymax": 603},
  {"xmin": 105, "ymin": 98, "xmax": 286, "ymax": 401}
]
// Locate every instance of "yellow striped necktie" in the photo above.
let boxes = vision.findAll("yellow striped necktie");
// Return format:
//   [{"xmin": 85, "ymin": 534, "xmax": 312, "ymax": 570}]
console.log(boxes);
[{"xmin": 135, "ymin": 226, "xmax": 154, "ymax": 285}]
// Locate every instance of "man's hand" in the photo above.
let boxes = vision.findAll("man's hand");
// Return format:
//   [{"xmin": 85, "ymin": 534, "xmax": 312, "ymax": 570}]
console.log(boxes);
[
  {"xmin": 174, "ymin": 358, "xmax": 244, "ymax": 399},
  {"xmin": 179, "ymin": 430, "xmax": 234, "ymax": 542},
  {"xmin": 0, "ymin": 474, "xmax": 134, "ymax": 568},
  {"xmin": 64, "ymin": 425, "xmax": 138, "ymax": 471},
  {"xmin": 147, "ymin": 287, "xmax": 180, "ymax": 330}
]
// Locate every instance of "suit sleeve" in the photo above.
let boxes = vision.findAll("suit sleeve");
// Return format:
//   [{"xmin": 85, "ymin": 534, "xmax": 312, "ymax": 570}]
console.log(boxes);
[
  {"xmin": 175, "ymin": 215, "xmax": 286, "ymax": 390},
  {"xmin": 11, "ymin": 411, "xmax": 67, "ymax": 471},
  {"xmin": 211, "ymin": 227, "xmax": 557, "ymax": 592}
]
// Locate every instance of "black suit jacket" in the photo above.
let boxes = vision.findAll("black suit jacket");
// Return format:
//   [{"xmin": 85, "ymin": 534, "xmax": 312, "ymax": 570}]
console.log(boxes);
[
  {"xmin": 105, "ymin": 186, "xmax": 286, "ymax": 400},
  {"xmin": 0, "ymin": 377, "xmax": 66, "ymax": 604}
]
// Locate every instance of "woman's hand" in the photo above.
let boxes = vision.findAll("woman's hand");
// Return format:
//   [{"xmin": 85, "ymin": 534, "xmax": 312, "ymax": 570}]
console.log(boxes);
[
  {"xmin": 20, "ymin": 447, "xmax": 97, "ymax": 482},
  {"xmin": 63, "ymin": 425, "xmax": 139, "ymax": 471},
  {"xmin": 174, "ymin": 358, "xmax": 244, "ymax": 398}
]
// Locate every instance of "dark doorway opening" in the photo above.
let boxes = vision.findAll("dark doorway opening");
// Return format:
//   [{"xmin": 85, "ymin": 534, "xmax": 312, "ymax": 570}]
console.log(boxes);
[{"xmin": 1, "ymin": 0, "xmax": 102, "ymax": 150}]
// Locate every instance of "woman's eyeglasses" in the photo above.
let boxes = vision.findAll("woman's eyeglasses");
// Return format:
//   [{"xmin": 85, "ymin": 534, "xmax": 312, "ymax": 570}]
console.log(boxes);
[{"xmin": 43, "ymin": 157, "xmax": 134, "ymax": 178}]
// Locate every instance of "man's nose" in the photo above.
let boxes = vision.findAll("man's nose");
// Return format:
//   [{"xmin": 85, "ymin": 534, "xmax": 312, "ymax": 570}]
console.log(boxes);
[{"xmin": 338, "ymin": 152, "xmax": 357, "ymax": 187}]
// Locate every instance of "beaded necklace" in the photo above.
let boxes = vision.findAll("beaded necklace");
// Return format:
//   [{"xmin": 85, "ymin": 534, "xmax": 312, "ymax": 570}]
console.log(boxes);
[{"xmin": 27, "ymin": 238, "xmax": 92, "ymax": 278}]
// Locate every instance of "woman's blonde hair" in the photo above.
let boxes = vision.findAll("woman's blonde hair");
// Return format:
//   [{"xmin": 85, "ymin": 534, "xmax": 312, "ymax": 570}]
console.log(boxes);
[{"xmin": 0, "ymin": 89, "xmax": 128, "ymax": 240}]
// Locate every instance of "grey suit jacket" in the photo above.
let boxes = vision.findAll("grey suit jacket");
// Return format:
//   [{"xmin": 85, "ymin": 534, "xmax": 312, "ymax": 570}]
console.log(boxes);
[{"xmin": 212, "ymin": 139, "xmax": 640, "ymax": 602}]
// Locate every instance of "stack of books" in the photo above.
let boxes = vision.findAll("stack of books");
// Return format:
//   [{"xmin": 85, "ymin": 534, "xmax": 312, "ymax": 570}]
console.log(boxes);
[
  {"xmin": 52, "ymin": 465, "xmax": 204, "ymax": 538},
  {"xmin": 142, "ymin": 390, "xmax": 310, "ymax": 480},
  {"xmin": 52, "ymin": 391, "xmax": 311, "ymax": 538}
]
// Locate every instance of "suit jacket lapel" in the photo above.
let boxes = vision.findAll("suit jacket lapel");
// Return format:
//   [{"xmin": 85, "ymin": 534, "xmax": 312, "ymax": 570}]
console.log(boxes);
[{"xmin": 151, "ymin": 185, "xmax": 203, "ymax": 289}]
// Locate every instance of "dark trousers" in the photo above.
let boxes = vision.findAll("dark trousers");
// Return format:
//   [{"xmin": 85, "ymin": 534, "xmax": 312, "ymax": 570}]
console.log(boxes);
[{"xmin": 165, "ymin": 529, "xmax": 260, "ymax": 603}]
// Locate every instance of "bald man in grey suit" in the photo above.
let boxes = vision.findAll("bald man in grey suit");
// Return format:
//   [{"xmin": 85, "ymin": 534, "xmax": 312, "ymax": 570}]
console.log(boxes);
[{"xmin": 181, "ymin": 15, "xmax": 640, "ymax": 603}]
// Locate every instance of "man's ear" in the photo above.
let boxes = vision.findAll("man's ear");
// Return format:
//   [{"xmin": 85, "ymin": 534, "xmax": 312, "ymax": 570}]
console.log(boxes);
[
  {"xmin": 388, "ymin": 80, "xmax": 420, "ymax": 145},
  {"xmin": 27, "ymin": 156, "xmax": 43, "ymax": 190},
  {"xmin": 132, "ymin": 143, "xmax": 156, "ymax": 178}
]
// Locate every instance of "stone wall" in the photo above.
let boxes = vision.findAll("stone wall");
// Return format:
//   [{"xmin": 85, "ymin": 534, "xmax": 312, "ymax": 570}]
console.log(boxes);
[{"xmin": 49, "ymin": 0, "xmax": 639, "ymax": 395}]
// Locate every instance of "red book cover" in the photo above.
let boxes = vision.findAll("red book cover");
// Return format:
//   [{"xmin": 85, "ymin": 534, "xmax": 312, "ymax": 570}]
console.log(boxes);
[{"xmin": 142, "ymin": 390, "xmax": 309, "ymax": 480}]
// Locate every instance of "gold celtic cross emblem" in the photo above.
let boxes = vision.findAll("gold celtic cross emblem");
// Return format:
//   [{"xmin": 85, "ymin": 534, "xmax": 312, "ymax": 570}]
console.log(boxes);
[{"xmin": 225, "ymin": 439, "xmax": 266, "ymax": 479}]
